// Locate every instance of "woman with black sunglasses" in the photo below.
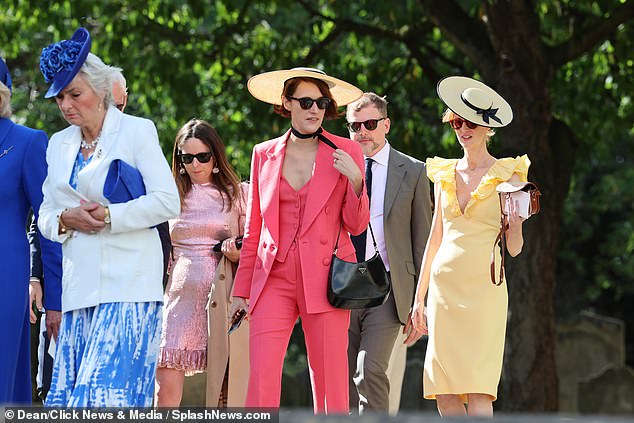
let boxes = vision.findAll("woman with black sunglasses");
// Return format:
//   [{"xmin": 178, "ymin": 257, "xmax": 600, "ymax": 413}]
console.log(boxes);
[
  {"xmin": 228, "ymin": 68, "xmax": 369, "ymax": 414},
  {"xmin": 411, "ymin": 76, "xmax": 530, "ymax": 416},
  {"xmin": 155, "ymin": 118, "xmax": 248, "ymax": 407}
]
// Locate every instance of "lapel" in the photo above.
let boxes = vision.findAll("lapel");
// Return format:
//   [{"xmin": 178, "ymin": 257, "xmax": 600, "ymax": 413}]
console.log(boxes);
[
  {"xmin": 300, "ymin": 129, "xmax": 340, "ymax": 236},
  {"xmin": 259, "ymin": 131, "xmax": 287, "ymax": 244},
  {"xmin": 0, "ymin": 118, "xmax": 13, "ymax": 154},
  {"xmin": 76, "ymin": 107, "xmax": 122, "ymax": 197},
  {"xmin": 384, "ymin": 148, "xmax": 406, "ymax": 217},
  {"xmin": 60, "ymin": 125, "xmax": 82, "ymax": 189}
]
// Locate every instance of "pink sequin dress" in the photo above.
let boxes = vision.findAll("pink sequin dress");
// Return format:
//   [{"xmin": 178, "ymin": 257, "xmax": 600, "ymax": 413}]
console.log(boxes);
[{"xmin": 158, "ymin": 183, "xmax": 245, "ymax": 375}]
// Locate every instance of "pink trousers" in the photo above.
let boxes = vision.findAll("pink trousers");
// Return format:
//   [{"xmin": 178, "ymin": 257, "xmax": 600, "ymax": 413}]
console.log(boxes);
[{"xmin": 246, "ymin": 243, "xmax": 350, "ymax": 414}]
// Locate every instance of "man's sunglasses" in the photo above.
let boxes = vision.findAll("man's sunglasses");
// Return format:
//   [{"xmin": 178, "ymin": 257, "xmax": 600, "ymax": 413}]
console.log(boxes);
[
  {"xmin": 180, "ymin": 152, "xmax": 213, "ymax": 164},
  {"xmin": 449, "ymin": 118, "xmax": 478, "ymax": 130},
  {"xmin": 287, "ymin": 96, "xmax": 332, "ymax": 110},
  {"xmin": 346, "ymin": 118, "xmax": 386, "ymax": 133}
]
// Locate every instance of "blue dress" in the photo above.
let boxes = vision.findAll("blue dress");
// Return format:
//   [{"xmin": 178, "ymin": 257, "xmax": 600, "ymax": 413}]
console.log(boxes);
[{"xmin": 0, "ymin": 118, "xmax": 62, "ymax": 405}]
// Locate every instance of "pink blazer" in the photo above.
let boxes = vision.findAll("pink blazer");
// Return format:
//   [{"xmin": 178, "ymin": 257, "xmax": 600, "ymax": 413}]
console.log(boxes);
[{"xmin": 233, "ymin": 129, "xmax": 370, "ymax": 314}]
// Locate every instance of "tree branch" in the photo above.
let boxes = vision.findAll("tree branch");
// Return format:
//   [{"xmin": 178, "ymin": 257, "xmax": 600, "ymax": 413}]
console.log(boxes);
[
  {"xmin": 418, "ymin": 0, "xmax": 495, "ymax": 76},
  {"xmin": 296, "ymin": 0, "xmax": 406, "ymax": 43},
  {"xmin": 548, "ymin": 2, "xmax": 634, "ymax": 67},
  {"xmin": 302, "ymin": 25, "xmax": 344, "ymax": 65}
]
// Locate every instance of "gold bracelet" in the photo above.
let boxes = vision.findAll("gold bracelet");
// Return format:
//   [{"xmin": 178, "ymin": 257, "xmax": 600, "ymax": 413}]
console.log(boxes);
[
  {"xmin": 103, "ymin": 206, "xmax": 111, "ymax": 224},
  {"xmin": 58, "ymin": 208, "xmax": 70, "ymax": 234}
]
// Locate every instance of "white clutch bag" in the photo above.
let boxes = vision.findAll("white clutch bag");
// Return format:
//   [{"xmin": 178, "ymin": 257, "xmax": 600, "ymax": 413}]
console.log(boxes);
[
  {"xmin": 496, "ymin": 181, "xmax": 541, "ymax": 220},
  {"xmin": 491, "ymin": 181, "xmax": 542, "ymax": 286}
]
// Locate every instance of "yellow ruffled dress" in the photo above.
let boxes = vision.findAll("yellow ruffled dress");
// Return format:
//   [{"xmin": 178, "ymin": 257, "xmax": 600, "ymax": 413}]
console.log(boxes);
[{"xmin": 423, "ymin": 155, "xmax": 530, "ymax": 403}]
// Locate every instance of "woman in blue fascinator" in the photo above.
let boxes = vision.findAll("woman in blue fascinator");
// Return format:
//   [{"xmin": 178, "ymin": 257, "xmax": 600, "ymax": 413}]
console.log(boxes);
[
  {"xmin": 0, "ymin": 58, "xmax": 62, "ymax": 406},
  {"xmin": 37, "ymin": 28, "xmax": 180, "ymax": 407}
]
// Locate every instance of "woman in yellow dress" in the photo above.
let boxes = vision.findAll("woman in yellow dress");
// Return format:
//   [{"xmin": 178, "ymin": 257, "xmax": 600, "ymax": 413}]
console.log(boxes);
[{"xmin": 411, "ymin": 76, "xmax": 530, "ymax": 416}]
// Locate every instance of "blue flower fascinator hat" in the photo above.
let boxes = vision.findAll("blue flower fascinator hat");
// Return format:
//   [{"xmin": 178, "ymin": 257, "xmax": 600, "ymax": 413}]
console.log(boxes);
[
  {"xmin": 0, "ymin": 57, "xmax": 12, "ymax": 93},
  {"xmin": 40, "ymin": 27, "xmax": 91, "ymax": 98}
]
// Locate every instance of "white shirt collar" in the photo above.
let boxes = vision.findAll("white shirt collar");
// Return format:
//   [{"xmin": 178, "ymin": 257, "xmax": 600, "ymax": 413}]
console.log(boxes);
[{"xmin": 366, "ymin": 140, "xmax": 390, "ymax": 168}]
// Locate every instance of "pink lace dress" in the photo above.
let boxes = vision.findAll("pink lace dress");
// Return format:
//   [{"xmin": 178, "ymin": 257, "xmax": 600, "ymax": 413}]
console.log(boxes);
[{"xmin": 158, "ymin": 183, "xmax": 244, "ymax": 375}]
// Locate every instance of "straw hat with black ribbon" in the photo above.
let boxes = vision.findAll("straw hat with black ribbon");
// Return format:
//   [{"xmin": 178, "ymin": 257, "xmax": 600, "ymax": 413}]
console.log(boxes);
[
  {"xmin": 247, "ymin": 67, "xmax": 362, "ymax": 107},
  {"xmin": 437, "ymin": 76, "xmax": 513, "ymax": 128}
]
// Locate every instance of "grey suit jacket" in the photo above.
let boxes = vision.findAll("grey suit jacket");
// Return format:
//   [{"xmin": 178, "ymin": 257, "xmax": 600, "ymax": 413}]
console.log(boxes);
[{"xmin": 383, "ymin": 148, "xmax": 432, "ymax": 324}]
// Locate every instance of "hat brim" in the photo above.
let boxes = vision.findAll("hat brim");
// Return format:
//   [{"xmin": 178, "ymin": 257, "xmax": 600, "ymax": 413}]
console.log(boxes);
[
  {"xmin": 437, "ymin": 76, "xmax": 513, "ymax": 128},
  {"xmin": 44, "ymin": 28, "xmax": 92, "ymax": 98},
  {"xmin": 247, "ymin": 68, "xmax": 363, "ymax": 107}
]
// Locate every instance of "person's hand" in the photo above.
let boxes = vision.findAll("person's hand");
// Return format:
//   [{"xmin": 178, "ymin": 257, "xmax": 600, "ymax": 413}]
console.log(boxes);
[
  {"xmin": 403, "ymin": 310, "xmax": 425, "ymax": 346},
  {"xmin": 222, "ymin": 236, "xmax": 241, "ymax": 263},
  {"xmin": 228, "ymin": 297, "xmax": 249, "ymax": 325},
  {"xmin": 29, "ymin": 279, "xmax": 43, "ymax": 324},
  {"xmin": 506, "ymin": 197, "xmax": 526, "ymax": 230},
  {"xmin": 411, "ymin": 300, "xmax": 428, "ymax": 336},
  {"xmin": 332, "ymin": 149, "xmax": 362, "ymax": 194},
  {"xmin": 83, "ymin": 200, "xmax": 108, "ymax": 222},
  {"xmin": 61, "ymin": 202, "xmax": 106, "ymax": 234},
  {"xmin": 46, "ymin": 310, "xmax": 62, "ymax": 341}
]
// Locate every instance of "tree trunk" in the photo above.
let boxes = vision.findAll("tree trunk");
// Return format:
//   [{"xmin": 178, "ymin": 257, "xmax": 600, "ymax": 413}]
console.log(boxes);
[
  {"xmin": 501, "ymin": 116, "xmax": 578, "ymax": 411},
  {"xmin": 481, "ymin": 2, "xmax": 577, "ymax": 411}
]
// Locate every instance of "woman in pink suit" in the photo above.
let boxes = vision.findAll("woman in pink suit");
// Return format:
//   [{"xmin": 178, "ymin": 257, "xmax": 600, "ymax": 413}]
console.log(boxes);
[{"xmin": 229, "ymin": 68, "xmax": 368, "ymax": 414}]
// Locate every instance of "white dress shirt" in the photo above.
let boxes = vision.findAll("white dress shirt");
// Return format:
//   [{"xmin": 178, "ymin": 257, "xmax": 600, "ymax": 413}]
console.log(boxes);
[{"xmin": 364, "ymin": 141, "xmax": 390, "ymax": 271}]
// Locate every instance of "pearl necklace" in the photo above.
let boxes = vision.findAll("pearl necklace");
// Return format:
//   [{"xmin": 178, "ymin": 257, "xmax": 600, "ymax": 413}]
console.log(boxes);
[{"xmin": 80, "ymin": 133, "xmax": 101, "ymax": 150}]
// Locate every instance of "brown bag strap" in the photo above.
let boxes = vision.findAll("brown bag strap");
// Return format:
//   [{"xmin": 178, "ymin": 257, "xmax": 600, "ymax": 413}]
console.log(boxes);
[{"xmin": 490, "ymin": 193, "xmax": 509, "ymax": 286}]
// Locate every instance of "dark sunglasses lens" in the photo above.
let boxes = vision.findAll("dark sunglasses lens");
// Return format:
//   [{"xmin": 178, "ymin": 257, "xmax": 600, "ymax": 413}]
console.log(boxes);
[
  {"xmin": 196, "ymin": 152, "xmax": 213, "ymax": 163},
  {"xmin": 298, "ymin": 98, "xmax": 314, "ymax": 109},
  {"xmin": 450, "ymin": 118, "xmax": 478, "ymax": 130},
  {"xmin": 450, "ymin": 119, "xmax": 463, "ymax": 130},
  {"xmin": 316, "ymin": 98, "xmax": 331, "ymax": 110},
  {"xmin": 116, "ymin": 104, "xmax": 124, "ymax": 111},
  {"xmin": 347, "ymin": 122, "xmax": 361, "ymax": 132},
  {"xmin": 364, "ymin": 119, "xmax": 379, "ymax": 130},
  {"xmin": 181, "ymin": 153, "xmax": 212, "ymax": 164}
]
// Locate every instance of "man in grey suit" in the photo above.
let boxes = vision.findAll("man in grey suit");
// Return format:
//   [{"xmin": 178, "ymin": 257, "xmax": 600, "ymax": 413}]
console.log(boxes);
[{"xmin": 346, "ymin": 93, "xmax": 432, "ymax": 413}]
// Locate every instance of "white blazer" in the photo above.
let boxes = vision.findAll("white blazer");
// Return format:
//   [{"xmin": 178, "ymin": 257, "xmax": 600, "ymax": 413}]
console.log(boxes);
[{"xmin": 39, "ymin": 106, "xmax": 180, "ymax": 313}]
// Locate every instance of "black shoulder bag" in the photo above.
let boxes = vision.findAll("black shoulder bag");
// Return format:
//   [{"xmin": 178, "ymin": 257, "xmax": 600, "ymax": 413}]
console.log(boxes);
[{"xmin": 327, "ymin": 222, "xmax": 391, "ymax": 309}]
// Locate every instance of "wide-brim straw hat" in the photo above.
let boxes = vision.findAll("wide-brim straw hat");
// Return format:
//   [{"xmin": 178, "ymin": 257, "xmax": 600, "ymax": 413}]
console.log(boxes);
[
  {"xmin": 247, "ymin": 67, "xmax": 363, "ymax": 107},
  {"xmin": 40, "ymin": 27, "xmax": 92, "ymax": 98},
  {"xmin": 437, "ymin": 76, "xmax": 513, "ymax": 128}
]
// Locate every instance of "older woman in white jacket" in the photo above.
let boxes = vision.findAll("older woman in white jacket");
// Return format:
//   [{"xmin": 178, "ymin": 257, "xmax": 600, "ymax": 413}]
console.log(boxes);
[{"xmin": 37, "ymin": 28, "xmax": 180, "ymax": 407}]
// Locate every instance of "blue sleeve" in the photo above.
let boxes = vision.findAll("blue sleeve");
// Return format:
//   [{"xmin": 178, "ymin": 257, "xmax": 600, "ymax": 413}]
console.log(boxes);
[{"xmin": 23, "ymin": 130, "xmax": 62, "ymax": 311}]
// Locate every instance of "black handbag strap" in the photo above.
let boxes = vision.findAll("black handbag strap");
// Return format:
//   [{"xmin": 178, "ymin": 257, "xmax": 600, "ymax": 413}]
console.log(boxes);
[{"xmin": 334, "ymin": 221, "xmax": 379, "ymax": 255}]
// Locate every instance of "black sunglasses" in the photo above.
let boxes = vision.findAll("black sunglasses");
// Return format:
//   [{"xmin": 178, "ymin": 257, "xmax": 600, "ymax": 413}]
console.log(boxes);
[
  {"xmin": 287, "ymin": 96, "xmax": 332, "ymax": 110},
  {"xmin": 346, "ymin": 118, "xmax": 386, "ymax": 133},
  {"xmin": 449, "ymin": 118, "xmax": 478, "ymax": 130},
  {"xmin": 180, "ymin": 152, "xmax": 213, "ymax": 164}
]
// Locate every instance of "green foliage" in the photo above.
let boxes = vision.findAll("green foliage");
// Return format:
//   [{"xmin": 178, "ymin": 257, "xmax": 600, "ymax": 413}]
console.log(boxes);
[{"xmin": 2, "ymin": 0, "xmax": 634, "ymax": 400}]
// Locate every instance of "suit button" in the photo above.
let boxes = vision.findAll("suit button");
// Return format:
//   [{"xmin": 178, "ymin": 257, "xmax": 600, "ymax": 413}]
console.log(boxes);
[
  {"xmin": 325, "ymin": 206, "xmax": 330, "ymax": 214},
  {"xmin": 210, "ymin": 301, "xmax": 217, "ymax": 308},
  {"xmin": 263, "ymin": 242, "xmax": 268, "ymax": 249},
  {"xmin": 320, "ymin": 239, "xmax": 327, "ymax": 245},
  {"xmin": 322, "ymin": 258, "xmax": 331, "ymax": 266},
  {"xmin": 270, "ymin": 245, "xmax": 276, "ymax": 251}
]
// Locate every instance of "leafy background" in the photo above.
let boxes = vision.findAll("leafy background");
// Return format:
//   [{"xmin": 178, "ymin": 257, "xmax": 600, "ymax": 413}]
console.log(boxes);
[{"xmin": 2, "ymin": 0, "xmax": 633, "ymax": 411}]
